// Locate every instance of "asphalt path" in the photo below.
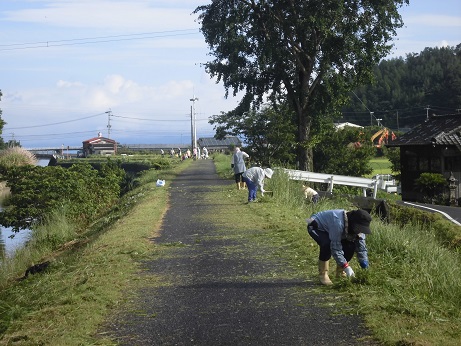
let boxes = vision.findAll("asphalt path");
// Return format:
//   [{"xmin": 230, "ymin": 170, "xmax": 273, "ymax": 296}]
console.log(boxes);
[{"xmin": 104, "ymin": 160, "xmax": 377, "ymax": 345}]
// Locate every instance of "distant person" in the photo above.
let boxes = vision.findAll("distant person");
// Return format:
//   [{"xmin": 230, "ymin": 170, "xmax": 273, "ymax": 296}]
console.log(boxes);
[
  {"xmin": 306, "ymin": 209, "xmax": 371, "ymax": 285},
  {"xmin": 160, "ymin": 149, "xmax": 164, "ymax": 157},
  {"xmin": 231, "ymin": 147, "xmax": 249, "ymax": 190},
  {"xmin": 302, "ymin": 185, "xmax": 319, "ymax": 203},
  {"xmin": 242, "ymin": 167, "xmax": 273, "ymax": 202},
  {"xmin": 202, "ymin": 147, "xmax": 208, "ymax": 159}
]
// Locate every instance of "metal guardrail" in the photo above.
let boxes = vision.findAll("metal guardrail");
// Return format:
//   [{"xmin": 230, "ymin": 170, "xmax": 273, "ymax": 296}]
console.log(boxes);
[{"xmin": 280, "ymin": 168, "xmax": 379, "ymax": 198}]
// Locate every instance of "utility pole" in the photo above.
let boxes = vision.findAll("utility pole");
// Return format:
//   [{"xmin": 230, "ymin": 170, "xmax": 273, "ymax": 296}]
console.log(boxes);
[
  {"xmin": 425, "ymin": 105, "xmax": 430, "ymax": 121},
  {"xmin": 190, "ymin": 96, "xmax": 198, "ymax": 149},
  {"xmin": 370, "ymin": 112, "xmax": 374, "ymax": 126},
  {"xmin": 105, "ymin": 110, "xmax": 113, "ymax": 138}
]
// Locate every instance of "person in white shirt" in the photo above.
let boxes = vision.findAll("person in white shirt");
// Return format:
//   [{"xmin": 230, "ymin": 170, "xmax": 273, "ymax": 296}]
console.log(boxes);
[
  {"xmin": 231, "ymin": 147, "xmax": 250, "ymax": 190},
  {"xmin": 242, "ymin": 167, "xmax": 273, "ymax": 202}
]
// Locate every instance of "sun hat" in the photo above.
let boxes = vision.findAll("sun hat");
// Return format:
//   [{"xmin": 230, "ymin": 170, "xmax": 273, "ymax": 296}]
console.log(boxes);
[
  {"xmin": 264, "ymin": 168, "xmax": 273, "ymax": 178},
  {"xmin": 347, "ymin": 209, "xmax": 372, "ymax": 234}
]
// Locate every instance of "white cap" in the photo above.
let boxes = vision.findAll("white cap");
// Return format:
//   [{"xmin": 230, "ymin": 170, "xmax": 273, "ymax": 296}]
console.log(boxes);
[{"xmin": 264, "ymin": 168, "xmax": 273, "ymax": 178}]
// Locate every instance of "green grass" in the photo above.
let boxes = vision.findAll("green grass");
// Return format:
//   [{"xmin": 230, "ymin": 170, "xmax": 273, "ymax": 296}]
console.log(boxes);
[
  {"xmin": 0, "ymin": 159, "xmax": 192, "ymax": 345},
  {"xmin": 1, "ymin": 154, "xmax": 460, "ymax": 345},
  {"xmin": 368, "ymin": 157, "xmax": 393, "ymax": 177},
  {"xmin": 212, "ymin": 153, "xmax": 461, "ymax": 345}
]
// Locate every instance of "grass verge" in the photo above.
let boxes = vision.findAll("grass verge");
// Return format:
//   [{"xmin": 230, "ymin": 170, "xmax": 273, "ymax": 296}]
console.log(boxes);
[
  {"xmin": 0, "ymin": 159, "xmax": 192, "ymax": 345},
  {"xmin": 2, "ymin": 154, "xmax": 461, "ymax": 345},
  {"xmin": 211, "ymin": 154, "xmax": 461, "ymax": 345}
]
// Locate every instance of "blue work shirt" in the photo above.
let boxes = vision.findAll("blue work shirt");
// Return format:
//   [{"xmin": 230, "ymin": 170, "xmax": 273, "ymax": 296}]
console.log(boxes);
[{"xmin": 311, "ymin": 209, "xmax": 368, "ymax": 267}]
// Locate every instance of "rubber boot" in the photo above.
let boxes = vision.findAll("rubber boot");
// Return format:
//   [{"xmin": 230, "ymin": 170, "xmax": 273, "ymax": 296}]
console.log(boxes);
[
  {"xmin": 318, "ymin": 260, "xmax": 333, "ymax": 285},
  {"xmin": 336, "ymin": 265, "xmax": 346, "ymax": 278}
]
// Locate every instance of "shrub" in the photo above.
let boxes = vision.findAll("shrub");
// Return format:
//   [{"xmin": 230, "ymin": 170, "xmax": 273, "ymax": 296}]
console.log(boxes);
[
  {"xmin": 0, "ymin": 162, "xmax": 123, "ymax": 232},
  {"xmin": 414, "ymin": 172, "xmax": 448, "ymax": 203}
]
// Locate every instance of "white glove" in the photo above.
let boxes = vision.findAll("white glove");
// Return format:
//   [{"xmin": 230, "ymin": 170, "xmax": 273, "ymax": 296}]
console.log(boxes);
[
  {"xmin": 261, "ymin": 188, "xmax": 265, "ymax": 196},
  {"xmin": 344, "ymin": 266, "xmax": 355, "ymax": 278}
]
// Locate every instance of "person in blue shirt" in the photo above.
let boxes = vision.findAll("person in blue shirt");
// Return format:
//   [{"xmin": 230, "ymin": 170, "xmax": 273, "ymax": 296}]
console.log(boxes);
[
  {"xmin": 242, "ymin": 167, "xmax": 273, "ymax": 202},
  {"xmin": 306, "ymin": 209, "xmax": 372, "ymax": 285}
]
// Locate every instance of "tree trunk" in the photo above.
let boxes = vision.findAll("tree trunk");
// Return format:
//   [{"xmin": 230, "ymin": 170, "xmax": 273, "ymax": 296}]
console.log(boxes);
[{"xmin": 297, "ymin": 109, "xmax": 313, "ymax": 171}]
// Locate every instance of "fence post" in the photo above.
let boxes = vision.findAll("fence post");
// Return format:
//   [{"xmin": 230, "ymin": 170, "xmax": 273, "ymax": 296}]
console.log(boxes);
[
  {"xmin": 328, "ymin": 176, "xmax": 334, "ymax": 193},
  {"xmin": 372, "ymin": 181, "xmax": 378, "ymax": 198}
]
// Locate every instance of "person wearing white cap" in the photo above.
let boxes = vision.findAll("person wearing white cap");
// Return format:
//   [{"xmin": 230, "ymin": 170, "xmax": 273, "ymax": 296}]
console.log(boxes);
[{"xmin": 242, "ymin": 167, "xmax": 273, "ymax": 202}]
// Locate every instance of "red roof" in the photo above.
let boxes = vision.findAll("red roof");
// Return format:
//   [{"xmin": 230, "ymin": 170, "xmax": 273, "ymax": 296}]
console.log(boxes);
[{"xmin": 83, "ymin": 137, "xmax": 117, "ymax": 144}]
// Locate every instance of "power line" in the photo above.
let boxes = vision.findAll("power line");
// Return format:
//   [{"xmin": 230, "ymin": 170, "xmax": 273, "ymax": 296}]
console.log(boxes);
[
  {"xmin": 4, "ymin": 112, "xmax": 106, "ymax": 130},
  {"xmin": 113, "ymin": 115, "xmax": 210, "ymax": 122},
  {"xmin": 0, "ymin": 29, "xmax": 200, "ymax": 52}
]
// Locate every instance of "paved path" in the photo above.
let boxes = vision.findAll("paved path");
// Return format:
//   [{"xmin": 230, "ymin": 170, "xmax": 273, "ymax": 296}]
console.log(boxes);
[{"xmin": 104, "ymin": 160, "xmax": 375, "ymax": 345}]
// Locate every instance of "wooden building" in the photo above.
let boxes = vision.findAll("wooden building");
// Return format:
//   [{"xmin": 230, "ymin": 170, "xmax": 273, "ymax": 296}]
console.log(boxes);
[
  {"xmin": 82, "ymin": 136, "xmax": 117, "ymax": 157},
  {"xmin": 386, "ymin": 114, "xmax": 461, "ymax": 202}
]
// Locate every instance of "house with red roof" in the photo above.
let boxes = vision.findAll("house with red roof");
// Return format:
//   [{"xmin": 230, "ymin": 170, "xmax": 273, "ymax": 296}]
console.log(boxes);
[{"xmin": 82, "ymin": 134, "xmax": 117, "ymax": 157}]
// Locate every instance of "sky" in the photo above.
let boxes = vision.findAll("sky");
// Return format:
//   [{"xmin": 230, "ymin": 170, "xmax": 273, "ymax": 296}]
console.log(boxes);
[{"xmin": 0, "ymin": 1, "xmax": 460, "ymax": 149}]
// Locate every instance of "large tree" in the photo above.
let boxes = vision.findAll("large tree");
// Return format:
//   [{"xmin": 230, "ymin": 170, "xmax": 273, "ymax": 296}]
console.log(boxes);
[{"xmin": 195, "ymin": 0, "xmax": 408, "ymax": 170}]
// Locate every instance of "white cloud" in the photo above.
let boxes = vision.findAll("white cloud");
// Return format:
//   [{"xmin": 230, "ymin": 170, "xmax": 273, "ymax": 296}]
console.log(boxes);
[{"xmin": 57, "ymin": 80, "xmax": 84, "ymax": 88}]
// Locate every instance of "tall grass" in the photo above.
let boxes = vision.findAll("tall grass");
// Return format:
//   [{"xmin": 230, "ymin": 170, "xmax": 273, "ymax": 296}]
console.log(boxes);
[
  {"xmin": 0, "ymin": 205, "xmax": 78, "ymax": 287},
  {"xmin": 0, "ymin": 147, "xmax": 37, "ymax": 168},
  {"xmin": 214, "ymin": 152, "xmax": 461, "ymax": 344}
]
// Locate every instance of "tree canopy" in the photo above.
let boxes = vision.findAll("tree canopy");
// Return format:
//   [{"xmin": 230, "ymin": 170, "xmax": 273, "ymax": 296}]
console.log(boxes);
[
  {"xmin": 211, "ymin": 104, "xmax": 296, "ymax": 166},
  {"xmin": 195, "ymin": 0, "xmax": 408, "ymax": 170},
  {"xmin": 313, "ymin": 125, "xmax": 374, "ymax": 176}
]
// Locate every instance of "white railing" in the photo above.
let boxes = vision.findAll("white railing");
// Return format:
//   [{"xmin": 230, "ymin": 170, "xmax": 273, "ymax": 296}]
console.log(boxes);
[{"xmin": 280, "ymin": 168, "xmax": 379, "ymax": 198}]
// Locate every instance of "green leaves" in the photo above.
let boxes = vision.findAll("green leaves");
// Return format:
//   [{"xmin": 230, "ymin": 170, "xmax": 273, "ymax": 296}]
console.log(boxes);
[
  {"xmin": 0, "ymin": 162, "xmax": 123, "ymax": 232},
  {"xmin": 313, "ymin": 126, "xmax": 374, "ymax": 176},
  {"xmin": 196, "ymin": 0, "xmax": 409, "ymax": 170},
  {"xmin": 414, "ymin": 172, "xmax": 448, "ymax": 202}
]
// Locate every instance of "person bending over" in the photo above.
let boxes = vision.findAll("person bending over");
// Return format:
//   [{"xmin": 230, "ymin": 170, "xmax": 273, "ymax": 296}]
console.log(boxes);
[{"xmin": 306, "ymin": 209, "xmax": 371, "ymax": 285}]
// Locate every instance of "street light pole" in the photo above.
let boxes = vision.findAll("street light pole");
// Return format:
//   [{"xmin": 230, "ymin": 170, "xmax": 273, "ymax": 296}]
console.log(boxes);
[{"xmin": 190, "ymin": 96, "xmax": 198, "ymax": 149}]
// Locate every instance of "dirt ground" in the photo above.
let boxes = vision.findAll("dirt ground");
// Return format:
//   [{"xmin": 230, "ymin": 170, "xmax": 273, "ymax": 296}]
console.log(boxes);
[{"xmin": 103, "ymin": 160, "xmax": 377, "ymax": 345}]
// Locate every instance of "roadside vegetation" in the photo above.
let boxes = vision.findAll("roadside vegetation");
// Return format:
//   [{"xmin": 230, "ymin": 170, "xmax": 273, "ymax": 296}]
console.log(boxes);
[
  {"xmin": 0, "ymin": 155, "xmax": 190, "ymax": 344},
  {"xmin": 213, "ymin": 153, "xmax": 461, "ymax": 345},
  {"xmin": 0, "ymin": 153, "xmax": 460, "ymax": 345}
]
